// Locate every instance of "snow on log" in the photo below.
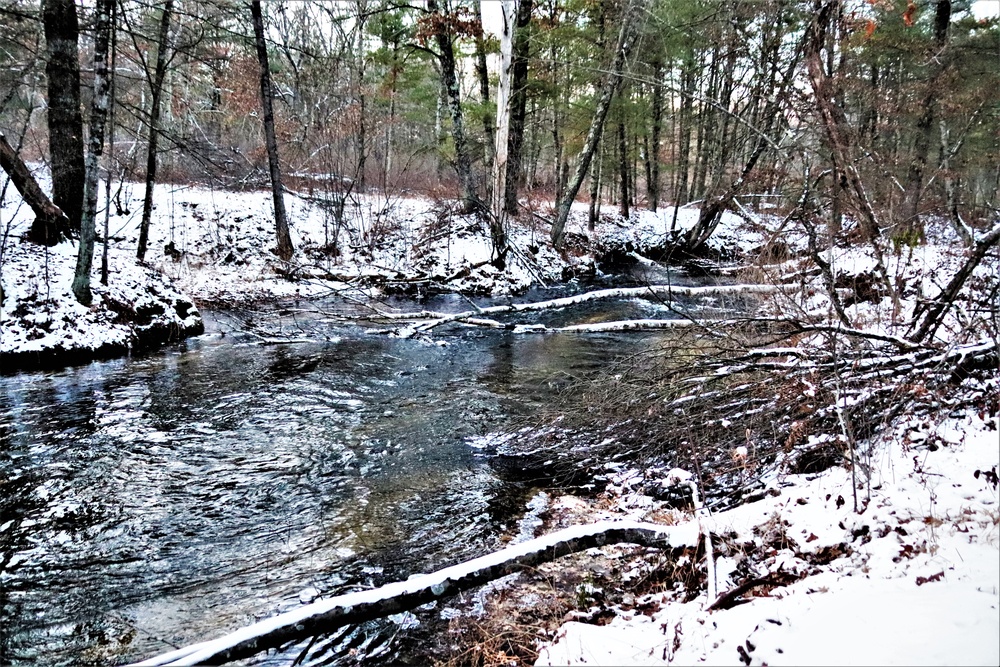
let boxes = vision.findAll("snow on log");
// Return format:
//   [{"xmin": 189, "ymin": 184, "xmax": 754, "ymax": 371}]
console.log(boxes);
[
  {"xmin": 554, "ymin": 318, "xmax": 736, "ymax": 333},
  {"xmin": 132, "ymin": 520, "xmax": 698, "ymax": 666},
  {"xmin": 379, "ymin": 284, "xmax": 784, "ymax": 336}
]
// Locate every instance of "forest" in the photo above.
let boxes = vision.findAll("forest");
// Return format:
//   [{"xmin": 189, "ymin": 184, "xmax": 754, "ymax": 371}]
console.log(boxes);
[{"xmin": 0, "ymin": 0, "xmax": 998, "ymax": 665}]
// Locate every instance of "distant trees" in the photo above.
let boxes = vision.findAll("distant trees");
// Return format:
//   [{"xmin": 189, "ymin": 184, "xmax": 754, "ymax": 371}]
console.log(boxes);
[
  {"xmin": 0, "ymin": 0, "xmax": 997, "ymax": 270},
  {"xmin": 550, "ymin": 0, "xmax": 646, "ymax": 247}
]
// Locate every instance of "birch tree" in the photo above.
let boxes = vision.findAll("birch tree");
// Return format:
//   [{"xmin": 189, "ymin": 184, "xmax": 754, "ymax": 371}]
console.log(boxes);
[
  {"xmin": 503, "ymin": 0, "xmax": 533, "ymax": 216},
  {"xmin": 71, "ymin": 0, "xmax": 114, "ymax": 305},
  {"xmin": 489, "ymin": 0, "xmax": 516, "ymax": 259}
]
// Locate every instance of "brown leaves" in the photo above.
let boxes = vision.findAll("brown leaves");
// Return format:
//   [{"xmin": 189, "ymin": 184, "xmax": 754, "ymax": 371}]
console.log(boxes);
[
  {"xmin": 415, "ymin": 7, "xmax": 483, "ymax": 45},
  {"xmin": 915, "ymin": 571, "xmax": 944, "ymax": 586},
  {"xmin": 903, "ymin": 0, "xmax": 917, "ymax": 27}
]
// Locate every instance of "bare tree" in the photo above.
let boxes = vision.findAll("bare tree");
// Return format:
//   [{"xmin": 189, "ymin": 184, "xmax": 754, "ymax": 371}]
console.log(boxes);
[
  {"xmin": 426, "ymin": 0, "xmax": 482, "ymax": 215},
  {"xmin": 550, "ymin": 0, "xmax": 645, "ymax": 247},
  {"xmin": 136, "ymin": 0, "xmax": 174, "ymax": 263},
  {"xmin": 250, "ymin": 0, "xmax": 294, "ymax": 261},
  {"xmin": 71, "ymin": 0, "xmax": 114, "ymax": 305}
]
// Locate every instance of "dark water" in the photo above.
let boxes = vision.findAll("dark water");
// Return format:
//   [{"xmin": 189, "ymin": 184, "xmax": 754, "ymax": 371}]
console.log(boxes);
[{"xmin": 0, "ymin": 280, "xmax": 737, "ymax": 665}]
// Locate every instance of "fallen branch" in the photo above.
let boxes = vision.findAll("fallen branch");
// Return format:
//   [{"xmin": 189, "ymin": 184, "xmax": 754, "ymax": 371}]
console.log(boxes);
[
  {"xmin": 908, "ymin": 221, "xmax": 1000, "ymax": 344},
  {"xmin": 782, "ymin": 322, "xmax": 924, "ymax": 352},
  {"xmin": 554, "ymin": 318, "xmax": 736, "ymax": 335},
  {"xmin": 707, "ymin": 572, "xmax": 798, "ymax": 611},
  {"xmin": 133, "ymin": 520, "xmax": 698, "ymax": 667}
]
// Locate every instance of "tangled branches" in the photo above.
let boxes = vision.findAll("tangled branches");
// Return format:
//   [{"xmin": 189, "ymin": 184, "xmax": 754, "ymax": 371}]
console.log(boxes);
[{"xmin": 501, "ymin": 320, "xmax": 998, "ymax": 511}]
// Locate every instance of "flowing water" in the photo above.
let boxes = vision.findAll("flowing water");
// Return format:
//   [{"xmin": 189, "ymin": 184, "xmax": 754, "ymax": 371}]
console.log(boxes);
[{"xmin": 0, "ymin": 276, "xmax": 740, "ymax": 665}]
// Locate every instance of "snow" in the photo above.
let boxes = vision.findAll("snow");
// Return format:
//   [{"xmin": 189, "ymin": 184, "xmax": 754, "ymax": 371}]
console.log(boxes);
[
  {"xmin": 0, "ymin": 219, "xmax": 202, "ymax": 360},
  {"xmin": 134, "ymin": 520, "xmax": 700, "ymax": 666},
  {"xmin": 2, "ymin": 170, "xmax": 774, "ymax": 366},
  {"xmin": 595, "ymin": 206, "xmax": 765, "ymax": 258},
  {"xmin": 4, "ymin": 167, "xmax": 998, "ymax": 666},
  {"xmin": 537, "ymin": 409, "xmax": 1000, "ymax": 666}
]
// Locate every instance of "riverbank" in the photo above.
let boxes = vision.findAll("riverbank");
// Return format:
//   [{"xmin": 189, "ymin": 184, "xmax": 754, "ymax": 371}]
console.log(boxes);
[
  {"xmin": 1, "ymin": 173, "xmax": 761, "ymax": 372},
  {"xmin": 414, "ymin": 217, "xmax": 1000, "ymax": 666},
  {"xmin": 527, "ymin": 403, "xmax": 999, "ymax": 666},
  {"xmin": 3, "ymin": 172, "xmax": 997, "ymax": 666}
]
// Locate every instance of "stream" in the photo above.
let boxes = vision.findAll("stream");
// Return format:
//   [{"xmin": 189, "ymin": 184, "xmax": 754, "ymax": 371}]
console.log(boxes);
[{"xmin": 0, "ymin": 273, "xmax": 741, "ymax": 665}]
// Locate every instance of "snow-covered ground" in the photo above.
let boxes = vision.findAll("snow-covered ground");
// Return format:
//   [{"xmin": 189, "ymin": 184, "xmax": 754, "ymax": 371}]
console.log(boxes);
[
  {"xmin": 534, "ymin": 404, "xmax": 999, "ymax": 666},
  {"xmin": 1, "ymin": 168, "xmax": 756, "ymax": 368},
  {"xmin": 3, "ymin": 169, "xmax": 997, "ymax": 666}
]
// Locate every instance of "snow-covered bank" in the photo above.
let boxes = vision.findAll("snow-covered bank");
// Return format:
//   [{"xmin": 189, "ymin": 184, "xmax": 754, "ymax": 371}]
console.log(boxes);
[
  {"xmin": 535, "ymin": 404, "xmax": 999, "ymax": 666},
  {"xmin": 0, "ymin": 232, "xmax": 203, "ymax": 372},
  {"xmin": 1, "ymin": 169, "xmax": 756, "ymax": 371}
]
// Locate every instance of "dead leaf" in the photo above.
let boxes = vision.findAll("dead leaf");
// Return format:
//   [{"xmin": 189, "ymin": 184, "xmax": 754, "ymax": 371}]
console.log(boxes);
[{"xmin": 915, "ymin": 571, "xmax": 944, "ymax": 586}]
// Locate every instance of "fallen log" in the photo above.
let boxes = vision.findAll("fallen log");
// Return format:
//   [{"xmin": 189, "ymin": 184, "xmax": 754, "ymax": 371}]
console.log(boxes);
[
  {"xmin": 132, "ymin": 520, "xmax": 697, "ymax": 666},
  {"xmin": 386, "ymin": 283, "xmax": 783, "ymax": 337},
  {"xmin": 0, "ymin": 132, "xmax": 71, "ymax": 245}
]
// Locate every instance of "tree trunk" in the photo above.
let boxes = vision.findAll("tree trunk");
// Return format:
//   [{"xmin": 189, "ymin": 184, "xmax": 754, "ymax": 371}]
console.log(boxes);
[
  {"xmin": 908, "ymin": 222, "xmax": 1000, "ymax": 343},
  {"xmin": 435, "ymin": 70, "xmax": 446, "ymax": 179},
  {"xmin": 354, "ymin": 8, "xmax": 368, "ymax": 191},
  {"xmin": 647, "ymin": 62, "xmax": 663, "ymax": 211},
  {"xmin": 101, "ymin": 17, "xmax": 118, "ymax": 285},
  {"xmin": 0, "ymin": 133, "xmax": 70, "ymax": 245},
  {"xmin": 588, "ymin": 133, "xmax": 603, "ymax": 231},
  {"xmin": 551, "ymin": 0, "xmax": 646, "ymax": 247},
  {"xmin": 136, "ymin": 0, "xmax": 173, "ymax": 263},
  {"xmin": 428, "ymin": 0, "xmax": 481, "ymax": 214},
  {"xmin": 71, "ymin": 0, "xmax": 114, "ymax": 306},
  {"xmin": 503, "ymin": 0, "xmax": 533, "ymax": 216},
  {"xmin": 804, "ymin": 0, "xmax": 880, "ymax": 242},
  {"xmin": 489, "ymin": 0, "xmax": 516, "ymax": 260},
  {"xmin": 383, "ymin": 37, "xmax": 399, "ymax": 189},
  {"xmin": 42, "ymin": 0, "xmax": 85, "ymax": 234},
  {"xmin": 475, "ymin": 0, "xmax": 495, "ymax": 172},
  {"xmin": 550, "ymin": 95, "xmax": 563, "ymax": 201},
  {"xmin": 899, "ymin": 0, "xmax": 951, "ymax": 243},
  {"xmin": 617, "ymin": 112, "xmax": 630, "ymax": 219},
  {"xmin": 938, "ymin": 119, "xmax": 973, "ymax": 246},
  {"xmin": 692, "ymin": 48, "xmax": 717, "ymax": 201},
  {"xmin": 491, "ymin": 0, "xmax": 515, "ymax": 215},
  {"xmin": 251, "ymin": 0, "xmax": 294, "ymax": 261},
  {"xmin": 549, "ymin": 0, "xmax": 565, "ymax": 202},
  {"xmin": 135, "ymin": 520, "xmax": 696, "ymax": 667},
  {"xmin": 676, "ymin": 62, "xmax": 694, "ymax": 205}
]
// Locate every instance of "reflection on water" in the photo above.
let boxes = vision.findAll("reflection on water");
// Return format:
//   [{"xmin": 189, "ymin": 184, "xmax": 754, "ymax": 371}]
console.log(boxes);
[{"xmin": 0, "ymin": 283, "xmax": 721, "ymax": 665}]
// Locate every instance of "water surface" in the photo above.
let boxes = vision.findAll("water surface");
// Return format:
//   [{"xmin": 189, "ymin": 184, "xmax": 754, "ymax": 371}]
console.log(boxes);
[{"xmin": 0, "ymin": 281, "xmax": 732, "ymax": 665}]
